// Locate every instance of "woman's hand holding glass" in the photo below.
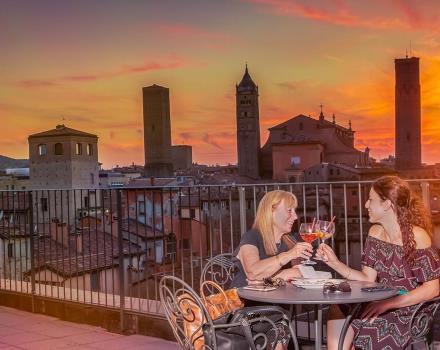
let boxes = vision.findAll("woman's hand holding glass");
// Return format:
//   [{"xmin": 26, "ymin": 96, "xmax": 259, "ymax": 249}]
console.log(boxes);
[
  {"xmin": 288, "ymin": 242, "xmax": 313, "ymax": 261},
  {"xmin": 316, "ymin": 243, "xmax": 339, "ymax": 265}
]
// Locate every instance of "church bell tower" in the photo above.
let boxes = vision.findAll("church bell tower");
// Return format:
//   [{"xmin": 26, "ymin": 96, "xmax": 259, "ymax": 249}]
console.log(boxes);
[{"xmin": 236, "ymin": 65, "xmax": 260, "ymax": 179}]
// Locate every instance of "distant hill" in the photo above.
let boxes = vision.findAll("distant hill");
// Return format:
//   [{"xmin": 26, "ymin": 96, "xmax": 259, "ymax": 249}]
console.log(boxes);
[{"xmin": 0, "ymin": 155, "xmax": 29, "ymax": 170}]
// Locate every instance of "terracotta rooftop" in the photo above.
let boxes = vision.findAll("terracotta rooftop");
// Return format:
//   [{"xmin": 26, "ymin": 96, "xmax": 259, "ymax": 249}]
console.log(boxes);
[{"xmin": 30, "ymin": 229, "xmax": 142, "ymax": 277}]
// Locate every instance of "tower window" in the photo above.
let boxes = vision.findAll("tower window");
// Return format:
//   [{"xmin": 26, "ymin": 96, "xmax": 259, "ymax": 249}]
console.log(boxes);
[
  {"xmin": 41, "ymin": 198, "xmax": 48, "ymax": 212},
  {"xmin": 244, "ymin": 112, "xmax": 248, "ymax": 117},
  {"xmin": 406, "ymin": 132, "xmax": 411, "ymax": 142},
  {"xmin": 8, "ymin": 243, "xmax": 14, "ymax": 258},
  {"xmin": 84, "ymin": 196, "xmax": 89, "ymax": 208},
  {"xmin": 87, "ymin": 144, "xmax": 93, "ymax": 156},
  {"xmin": 299, "ymin": 122, "xmax": 303, "ymax": 131},
  {"xmin": 75, "ymin": 143, "xmax": 82, "ymax": 155},
  {"xmin": 54, "ymin": 143, "xmax": 63, "ymax": 155},
  {"xmin": 38, "ymin": 144, "xmax": 47, "ymax": 156}
]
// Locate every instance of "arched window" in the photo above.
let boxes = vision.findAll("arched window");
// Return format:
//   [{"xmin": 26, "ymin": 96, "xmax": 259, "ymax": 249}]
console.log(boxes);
[
  {"xmin": 38, "ymin": 144, "xmax": 47, "ymax": 156},
  {"xmin": 75, "ymin": 143, "xmax": 82, "ymax": 155},
  {"xmin": 299, "ymin": 122, "xmax": 303, "ymax": 131},
  {"xmin": 87, "ymin": 144, "xmax": 93, "ymax": 156},
  {"xmin": 54, "ymin": 143, "xmax": 63, "ymax": 155}
]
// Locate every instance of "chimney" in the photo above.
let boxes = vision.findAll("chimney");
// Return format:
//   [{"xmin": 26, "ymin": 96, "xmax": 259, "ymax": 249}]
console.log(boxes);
[
  {"xmin": 102, "ymin": 212, "xmax": 119, "ymax": 239},
  {"xmin": 50, "ymin": 219, "xmax": 69, "ymax": 247}
]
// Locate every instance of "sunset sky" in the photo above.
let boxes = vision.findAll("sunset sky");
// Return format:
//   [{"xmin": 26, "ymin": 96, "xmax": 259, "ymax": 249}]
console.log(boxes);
[{"xmin": 1, "ymin": 0, "xmax": 440, "ymax": 168}]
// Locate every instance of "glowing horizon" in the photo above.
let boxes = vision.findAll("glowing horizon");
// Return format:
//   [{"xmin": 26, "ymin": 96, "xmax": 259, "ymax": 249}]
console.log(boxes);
[{"xmin": 1, "ymin": 0, "xmax": 440, "ymax": 168}]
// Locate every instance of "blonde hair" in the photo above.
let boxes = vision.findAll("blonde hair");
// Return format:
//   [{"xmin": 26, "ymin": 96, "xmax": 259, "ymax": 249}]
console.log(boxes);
[{"xmin": 253, "ymin": 190, "xmax": 298, "ymax": 256}]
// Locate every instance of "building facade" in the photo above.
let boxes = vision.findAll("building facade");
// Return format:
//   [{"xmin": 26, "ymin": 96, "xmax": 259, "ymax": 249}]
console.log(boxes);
[
  {"xmin": 260, "ymin": 113, "xmax": 370, "ymax": 181},
  {"xmin": 171, "ymin": 145, "xmax": 192, "ymax": 171},
  {"xmin": 28, "ymin": 124, "xmax": 99, "ymax": 225},
  {"xmin": 395, "ymin": 57, "xmax": 422, "ymax": 170},
  {"xmin": 143, "ymin": 85, "xmax": 173, "ymax": 177},
  {"xmin": 236, "ymin": 66, "xmax": 261, "ymax": 179}
]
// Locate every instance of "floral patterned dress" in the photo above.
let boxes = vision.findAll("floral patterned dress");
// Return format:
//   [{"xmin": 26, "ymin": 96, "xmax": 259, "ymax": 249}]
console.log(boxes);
[{"xmin": 351, "ymin": 236, "xmax": 440, "ymax": 350}]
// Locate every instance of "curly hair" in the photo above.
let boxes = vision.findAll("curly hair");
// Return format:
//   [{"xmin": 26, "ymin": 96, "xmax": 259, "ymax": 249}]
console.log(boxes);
[{"xmin": 372, "ymin": 176, "xmax": 432, "ymax": 266}]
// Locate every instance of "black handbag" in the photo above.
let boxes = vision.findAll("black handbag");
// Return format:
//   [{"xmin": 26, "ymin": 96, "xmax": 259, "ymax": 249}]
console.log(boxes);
[{"xmin": 203, "ymin": 306, "xmax": 289, "ymax": 350}]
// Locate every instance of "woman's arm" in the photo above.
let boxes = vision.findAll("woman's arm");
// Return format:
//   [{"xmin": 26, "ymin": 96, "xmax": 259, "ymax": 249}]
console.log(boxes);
[
  {"xmin": 317, "ymin": 243, "xmax": 377, "ymax": 282},
  {"xmin": 361, "ymin": 279, "xmax": 439, "ymax": 321},
  {"xmin": 237, "ymin": 245, "xmax": 281, "ymax": 280},
  {"xmin": 238, "ymin": 242, "xmax": 313, "ymax": 281}
]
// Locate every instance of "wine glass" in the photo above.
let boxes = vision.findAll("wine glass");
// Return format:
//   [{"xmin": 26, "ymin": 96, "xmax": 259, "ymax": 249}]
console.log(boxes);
[
  {"xmin": 314, "ymin": 220, "xmax": 336, "ymax": 261},
  {"xmin": 316, "ymin": 220, "xmax": 335, "ymax": 243},
  {"xmin": 299, "ymin": 222, "xmax": 319, "ymax": 265}
]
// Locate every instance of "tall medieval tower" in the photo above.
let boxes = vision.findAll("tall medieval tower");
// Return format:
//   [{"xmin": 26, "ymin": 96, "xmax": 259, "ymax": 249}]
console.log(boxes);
[
  {"xmin": 395, "ymin": 57, "xmax": 422, "ymax": 170},
  {"xmin": 236, "ymin": 65, "xmax": 260, "ymax": 179},
  {"xmin": 143, "ymin": 84, "xmax": 173, "ymax": 177}
]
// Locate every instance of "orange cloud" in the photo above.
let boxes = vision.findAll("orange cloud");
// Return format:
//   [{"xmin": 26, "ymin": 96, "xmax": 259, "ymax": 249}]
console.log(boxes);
[
  {"xmin": 243, "ymin": 0, "xmax": 440, "ymax": 33},
  {"xmin": 16, "ymin": 57, "xmax": 188, "ymax": 88}
]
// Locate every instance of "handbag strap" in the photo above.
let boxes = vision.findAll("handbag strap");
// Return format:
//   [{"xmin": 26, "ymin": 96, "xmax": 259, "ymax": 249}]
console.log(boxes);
[
  {"xmin": 239, "ymin": 318, "xmax": 257, "ymax": 350},
  {"xmin": 200, "ymin": 280, "xmax": 232, "ymax": 311}
]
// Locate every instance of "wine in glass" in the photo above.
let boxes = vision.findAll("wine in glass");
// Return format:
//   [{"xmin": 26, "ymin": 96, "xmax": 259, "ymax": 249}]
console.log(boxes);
[
  {"xmin": 316, "ymin": 220, "xmax": 335, "ymax": 243},
  {"xmin": 299, "ymin": 223, "xmax": 319, "ymax": 265}
]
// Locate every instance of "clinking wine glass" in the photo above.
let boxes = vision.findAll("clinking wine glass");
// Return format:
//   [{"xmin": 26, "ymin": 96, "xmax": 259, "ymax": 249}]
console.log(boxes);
[
  {"xmin": 315, "ymin": 220, "xmax": 336, "ymax": 261},
  {"xmin": 316, "ymin": 220, "xmax": 335, "ymax": 243},
  {"xmin": 299, "ymin": 222, "xmax": 319, "ymax": 265}
]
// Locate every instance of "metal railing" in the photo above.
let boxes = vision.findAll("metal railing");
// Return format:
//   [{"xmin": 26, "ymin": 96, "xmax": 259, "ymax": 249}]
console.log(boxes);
[{"xmin": 0, "ymin": 179, "xmax": 438, "ymax": 337}]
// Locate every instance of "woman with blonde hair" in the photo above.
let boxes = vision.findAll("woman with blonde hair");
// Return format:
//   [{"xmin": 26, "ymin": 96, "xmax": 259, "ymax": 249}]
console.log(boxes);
[{"xmin": 230, "ymin": 190, "xmax": 313, "ymax": 288}]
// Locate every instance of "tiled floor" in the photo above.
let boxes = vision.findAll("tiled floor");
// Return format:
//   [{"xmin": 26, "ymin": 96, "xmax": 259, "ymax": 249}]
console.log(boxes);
[{"xmin": 0, "ymin": 306, "xmax": 179, "ymax": 350}]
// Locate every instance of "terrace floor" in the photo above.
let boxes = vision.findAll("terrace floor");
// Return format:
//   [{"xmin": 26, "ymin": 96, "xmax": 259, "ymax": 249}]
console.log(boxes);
[
  {"xmin": 1, "ymin": 304, "xmax": 439, "ymax": 350},
  {"xmin": 0, "ymin": 306, "xmax": 179, "ymax": 350}
]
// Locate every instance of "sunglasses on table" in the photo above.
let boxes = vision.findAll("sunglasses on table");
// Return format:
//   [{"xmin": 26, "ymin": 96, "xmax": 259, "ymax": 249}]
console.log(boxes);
[{"xmin": 323, "ymin": 281, "xmax": 351, "ymax": 293}]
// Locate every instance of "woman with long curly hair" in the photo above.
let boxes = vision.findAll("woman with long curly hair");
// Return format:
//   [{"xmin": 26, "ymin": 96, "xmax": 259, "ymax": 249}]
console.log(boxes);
[{"xmin": 317, "ymin": 176, "xmax": 440, "ymax": 350}]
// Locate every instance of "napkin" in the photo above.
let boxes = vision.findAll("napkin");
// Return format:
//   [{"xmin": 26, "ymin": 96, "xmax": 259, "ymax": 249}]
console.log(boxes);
[{"xmin": 298, "ymin": 265, "xmax": 332, "ymax": 279}]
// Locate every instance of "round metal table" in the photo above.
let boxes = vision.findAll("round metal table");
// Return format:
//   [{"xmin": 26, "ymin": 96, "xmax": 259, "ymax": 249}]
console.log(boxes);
[{"xmin": 238, "ymin": 280, "xmax": 397, "ymax": 350}]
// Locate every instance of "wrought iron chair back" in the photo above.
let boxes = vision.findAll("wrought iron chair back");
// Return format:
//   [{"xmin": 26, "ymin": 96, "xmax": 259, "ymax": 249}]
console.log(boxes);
[
  {"xmin": 160, "ymin": 274, "xmax": 300, "ymax": 350},
  {"xmin": 407, "ymin": 296, "xmax": 440, "ymax": 349},
  {"xmin": 201, "ymin": 253, "xmax": 236, "ymax": 291},
  {"xmin": 159, "ymin": 275, "xmax": 214, "ymax": 350}
]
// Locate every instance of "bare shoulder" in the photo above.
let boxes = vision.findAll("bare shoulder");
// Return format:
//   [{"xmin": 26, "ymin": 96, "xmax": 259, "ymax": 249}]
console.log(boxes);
[
  {"xmin": 413, "ymin": 226, "xmax": 432, "ymax": 249},
  {"xmin": 368, "ymin": 224, "xmax": 384, "ymax": 239}
]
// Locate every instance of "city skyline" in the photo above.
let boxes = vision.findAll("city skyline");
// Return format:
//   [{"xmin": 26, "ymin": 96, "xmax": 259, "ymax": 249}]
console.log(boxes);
[{"xmin": 1, "ymin": 0, "xmax": 440, "ymax": 168}]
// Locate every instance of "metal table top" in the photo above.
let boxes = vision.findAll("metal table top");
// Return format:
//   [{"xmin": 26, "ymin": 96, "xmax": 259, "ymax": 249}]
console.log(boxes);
[{"xmin": 237, "ymin": 280, "xmax": 398, "ymax": 305}]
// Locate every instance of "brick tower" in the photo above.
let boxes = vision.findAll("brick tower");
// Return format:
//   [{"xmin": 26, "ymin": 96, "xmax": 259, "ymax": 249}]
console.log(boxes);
[
  {"xmin": 143, "ymin": 84, "xmax": 173, "ymax": 177},
  {"xmin": 395, "ymin": 57, "xmax": 422, "ymax": 169}
]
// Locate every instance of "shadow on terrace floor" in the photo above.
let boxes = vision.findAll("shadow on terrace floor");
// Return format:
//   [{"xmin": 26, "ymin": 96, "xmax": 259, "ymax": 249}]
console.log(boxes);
[{"xmin": 0, "ymin": 306, "xmax": 179, "ymax": 350}]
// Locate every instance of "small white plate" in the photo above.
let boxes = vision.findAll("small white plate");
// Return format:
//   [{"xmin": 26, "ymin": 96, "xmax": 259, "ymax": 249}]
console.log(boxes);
[{"xmin": 290, "ymin": 278, "xmax": 345, "ymax": 289}]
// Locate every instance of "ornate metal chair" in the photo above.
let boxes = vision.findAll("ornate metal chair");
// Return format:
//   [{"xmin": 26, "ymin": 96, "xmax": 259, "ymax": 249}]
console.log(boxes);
[
  {"xmin": 159, "ymin": 275, "xmax": 299, "ymax": 350},
  {"xmin": 407, "ymin": 296, "xmax": 440, "ymax": 349},
  {"xmin": 201, "ymin": 253, "xmax": 236, "ymax": 290}
]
